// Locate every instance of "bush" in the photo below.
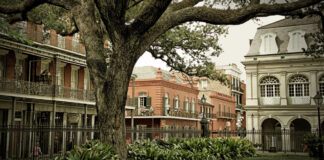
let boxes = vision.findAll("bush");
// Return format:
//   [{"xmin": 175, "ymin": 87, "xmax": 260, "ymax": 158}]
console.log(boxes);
[
  {"xmin": 55, "ymin": 140, "xmax": 119, "ymax": 160},
  {"xmin": 127, "ymin": 138, "xmax": 256, "ymax": 160},
  {"xmin": 304, "ymin": 133, "xmax": 324, "ymax": 157}
]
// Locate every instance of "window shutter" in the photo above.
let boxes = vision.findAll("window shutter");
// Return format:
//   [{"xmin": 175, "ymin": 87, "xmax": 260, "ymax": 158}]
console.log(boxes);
[
  {"xmin": 168, "ymin": 98, "xmax": 170, "ymax": 105},
  {"xmin": 134, "ymin": 97, "xmax": 138, "ymax": 108},
  {"xmin": 189, "ymin": 102, "xmax": 192, "ymax": 113},
  {"xmin": 173, "ymin": 99, "xmax": 176, "ymax": 110},
  {"xmin": 163, "ymin": 97, "xmax": 166, "ymax": 116},
  {"xmin": 183, "ymin": 101, "xmax": 186, "ymax": 111},
  {"xmin": 178, "ymin": 100, "xmax": 181, "ymax": 111},
  {"xmin": 146, "ymin": 97, "xmax": 151, "ymax": 108}
]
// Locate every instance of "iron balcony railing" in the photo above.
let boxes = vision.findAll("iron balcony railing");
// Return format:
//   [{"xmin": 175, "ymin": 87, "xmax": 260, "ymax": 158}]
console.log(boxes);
[
  {"xmin": 0, "ymin": 78, "xmax": 95, "ymax": 102},
  {"xmin": 217, "ymin": 112, "xmax": 236, "ymax": 119}
]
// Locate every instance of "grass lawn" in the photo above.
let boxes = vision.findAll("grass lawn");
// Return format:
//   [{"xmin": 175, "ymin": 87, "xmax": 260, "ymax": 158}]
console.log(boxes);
[{"xmin": 242, "ymin": 154, "xmax": 317, "ymax": 160}]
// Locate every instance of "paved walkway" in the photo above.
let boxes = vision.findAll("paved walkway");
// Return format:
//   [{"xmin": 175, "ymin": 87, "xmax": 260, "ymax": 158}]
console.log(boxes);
[{"xmin": 256, "ymin": 150, "xmax": 309, "ymax": 156}]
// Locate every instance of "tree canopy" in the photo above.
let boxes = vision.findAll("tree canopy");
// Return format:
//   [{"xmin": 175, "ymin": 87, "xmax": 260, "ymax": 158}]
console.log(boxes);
[{"xmin": 0, "ymin": 0, "xmax": 323, "ymax": 159}]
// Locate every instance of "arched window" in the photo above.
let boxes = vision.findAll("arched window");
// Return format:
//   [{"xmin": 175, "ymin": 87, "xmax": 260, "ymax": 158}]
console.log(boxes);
[
  {"xmin": 287, "ymin": 30, "xmax": 307, "ymax": 52},
  {"xmin": 288, "ymin": 75, "xmax": 309, "ymax": 97},
  {"xmin": 260, "ymin": 33, "xmax": 278, "ymax": 54},
  {"xmin": 260, "ymin": 76, "xmax": 280, "ymax": 97},
  {"xmin": 319, "ymin": 75, "xmax": 324, "ymax": 96}
]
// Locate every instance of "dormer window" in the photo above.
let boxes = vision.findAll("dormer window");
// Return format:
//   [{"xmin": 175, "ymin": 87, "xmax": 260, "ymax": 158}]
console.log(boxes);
[
  {"xmin": 260, "ymin": 33, "xmax": 278, "ymax": 54},
  {"xmin": 287, "ymin": 30, "xmax": 307, "ymax": 53}
]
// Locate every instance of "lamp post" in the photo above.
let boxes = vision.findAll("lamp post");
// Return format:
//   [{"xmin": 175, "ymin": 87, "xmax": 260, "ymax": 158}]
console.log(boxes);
[
  {"xmin": 314, "ymin": 91, "xmax": 323, "ymax": 159},
  {"xmin": 200, "ymin": 95, "xmax": 209, "ymax": 137}
]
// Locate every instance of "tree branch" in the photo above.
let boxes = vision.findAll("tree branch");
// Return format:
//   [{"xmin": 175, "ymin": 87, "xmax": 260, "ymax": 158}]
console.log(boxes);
[
  {"xmin": 94, "ymin": 0, "xmax": 128, "ymax": 41},
  {"xmin": 141, "ymin": 0, "xmax": 322, "ymax": 51},
  {"xmin": 0, "ymin": 0, "xmax": 44, "ymax": 14},
  {"xmin": 129, "ymin": 0, "xmax": 172, "ymax": 34}
]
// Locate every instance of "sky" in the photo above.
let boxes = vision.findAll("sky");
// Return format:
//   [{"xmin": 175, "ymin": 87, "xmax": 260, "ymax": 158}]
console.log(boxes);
[{"xmin": 135, "ymin": 15, "xmax": 285, "ymax": 81}]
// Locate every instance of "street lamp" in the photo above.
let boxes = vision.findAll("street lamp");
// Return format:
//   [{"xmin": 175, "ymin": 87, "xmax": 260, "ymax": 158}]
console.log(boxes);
[
  {"xmin": 314, "ymin": 91, "xmax": 323, "ymax": 159},
  {"xmin": 200, "ymin": 95, "xmax": 209, "ymax": 137}
]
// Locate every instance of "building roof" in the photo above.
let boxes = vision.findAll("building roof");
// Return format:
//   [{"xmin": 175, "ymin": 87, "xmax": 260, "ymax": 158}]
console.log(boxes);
[
  {"xmin": 132, "ymin": 66, "xmax": 184, "ymax": 84},
  {"xmin": 246, "ymin": 15, "xmax": 321, "ymax": 56},
  {"xmin": 259, "ymin": 16, "xmax": 320, "ymax": 29}
]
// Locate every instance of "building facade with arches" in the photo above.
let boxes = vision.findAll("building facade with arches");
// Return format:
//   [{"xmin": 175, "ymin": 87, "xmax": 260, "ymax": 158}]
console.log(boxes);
[{"xmin": 242, "ymin": 16, "xmax": 324, "ymax": 151}]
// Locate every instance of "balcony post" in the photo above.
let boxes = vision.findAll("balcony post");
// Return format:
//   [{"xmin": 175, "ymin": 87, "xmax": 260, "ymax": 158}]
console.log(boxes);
[
  {"xmin": 83, "ymin": 104, "xmax": 87, "ymax": 143},
  {"xmin": 62, "ymin": 112, "xmax": 67, "ymax": 154}
]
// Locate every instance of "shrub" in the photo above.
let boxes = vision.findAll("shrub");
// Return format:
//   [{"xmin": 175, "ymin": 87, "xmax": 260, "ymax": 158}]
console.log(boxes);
[
  {"xmin": 127, "ymin": 138, "xmax": 256, "ymax": 160},
  {"xmin": 303, "ymin": 133, "xmax": 324, "ymax": 157},
  {"xmin": 55, "ymin": 140, "xmax": 119, "ymax": 160}
]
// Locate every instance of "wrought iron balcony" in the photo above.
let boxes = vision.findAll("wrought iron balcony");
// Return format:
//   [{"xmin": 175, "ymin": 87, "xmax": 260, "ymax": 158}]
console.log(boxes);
[
  {"xmin": 217, "ymin": 112, "xmax": 236, "ymax": 119},
  {"xmin": 0, "ymin": 78, "xmax": 95, "ymax": 102}
]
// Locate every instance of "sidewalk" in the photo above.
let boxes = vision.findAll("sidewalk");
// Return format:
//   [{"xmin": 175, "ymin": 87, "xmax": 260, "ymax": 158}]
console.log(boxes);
[{"xmin": 256, "ymin": 150, "xmax": 309, "ymax": 156}]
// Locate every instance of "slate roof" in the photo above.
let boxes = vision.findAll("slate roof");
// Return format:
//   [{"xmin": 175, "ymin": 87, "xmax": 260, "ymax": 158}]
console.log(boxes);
[{"xmin": 246, "ymin": 16, "xmax": 321, "ymax": 56}]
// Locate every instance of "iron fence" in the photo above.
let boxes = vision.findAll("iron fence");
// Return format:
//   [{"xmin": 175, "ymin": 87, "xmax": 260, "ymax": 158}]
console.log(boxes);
[{"xmin": 0, "ymin": 125, "xmax": 317, "ymax": 159}]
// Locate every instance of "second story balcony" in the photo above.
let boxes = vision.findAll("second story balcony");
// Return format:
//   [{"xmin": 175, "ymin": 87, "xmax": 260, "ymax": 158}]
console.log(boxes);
[
  {"xmin": 217, "ymin": 112, "xmax": 236, "ymax": 119},
  {"xmin": 0, "ymin": 78, "xmax": 95, "ymax": 102}
]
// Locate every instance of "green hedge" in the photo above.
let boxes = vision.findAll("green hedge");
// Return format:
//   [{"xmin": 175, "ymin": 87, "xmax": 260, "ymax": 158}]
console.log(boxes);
[
  {"xmin": 128, "ymin": 138, "xmax": 256, "ymax": 160},
  {"xmin": 56, "ymin": 138, "xmax": 256, "ymax": 160}
]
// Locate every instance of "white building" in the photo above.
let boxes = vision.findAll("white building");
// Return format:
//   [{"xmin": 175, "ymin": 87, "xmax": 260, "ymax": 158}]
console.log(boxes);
[{"xmin": 242, "ymin": 16, "xmax": 324, "ymax": 152}]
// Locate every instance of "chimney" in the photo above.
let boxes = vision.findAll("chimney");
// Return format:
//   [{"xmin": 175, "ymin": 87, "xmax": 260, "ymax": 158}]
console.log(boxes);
[{"xmin": 156, "ymin": 68, "xmax": 162, "ymax": 79}]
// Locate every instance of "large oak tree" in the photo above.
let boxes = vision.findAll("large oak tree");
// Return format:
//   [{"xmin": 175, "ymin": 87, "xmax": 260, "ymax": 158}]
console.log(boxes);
[{"xmin": 0, "ymin": 0, "xmax": 322, "ymax": 159}]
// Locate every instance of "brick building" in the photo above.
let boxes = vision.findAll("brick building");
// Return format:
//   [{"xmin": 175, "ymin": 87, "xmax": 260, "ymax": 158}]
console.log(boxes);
[
  {"xmin": 125, "ymin": 66, "xmax": 200, "ymax": 140},
  {"xmin": 0, "ymin": 21, "xmax": 98, "ymax": 159}
]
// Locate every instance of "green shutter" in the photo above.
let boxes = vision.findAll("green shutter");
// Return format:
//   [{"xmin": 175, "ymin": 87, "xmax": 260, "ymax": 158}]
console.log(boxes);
[
  {"xmin": 183, "ymin": 101, "xmax": 186, "ymax": 111},
  {"xmin": 134, "ymin": 97, "xmax": 138, "ymax": 108},
  {"xmin": 163, "ymin": 97, "xmax": 166, "ymax": 116},
  {"xmin": 168, "ymin": 98, "xmax": 170, "ymax": 105},
  {"xmin": 173, "ymin": 99, "xmax": 176, "ymax": 110},
  {"xmin": 146, "ymin": 97, "xmax": 151, "ymax": 108},
  {"xmin": 189, "ymin": 102, "xmax": 192, "ymax": 113},
  {"xmin": 178, "ymin": 100, "xmax": 181, "ymax": 111}
]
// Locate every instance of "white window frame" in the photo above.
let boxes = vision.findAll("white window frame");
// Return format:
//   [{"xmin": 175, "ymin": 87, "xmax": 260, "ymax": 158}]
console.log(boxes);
[
  {"xmin": 139, "ymin": 92, "xmax": 147, "ymax": 107},
  {"xmin": 319, "ymin": 76, "xmax": 324, "ymax": 96},
  {"xmin": 185, "ymin": 97, "xmax": 189, "ymax": 112},
  {"xmin": 202, "ymin": 80, "xmax": 208, "ymax": 89},
  {"xmin": 287, "ymin": 30, "xmax": 307, "ymax": 53},
  {"xmin": 191, "ymin": 98, "xmax": 195, "ymax": 113},
  {"xmin": 260, "ymin": 33, "xmax": 278, "ymax": 54},
  {"xmin": 260, "ymin": 76, "xmax": 280, "ymax": 97},
  {"xmin": 288, "ymin": 75, "xmax": 309, "ymax": 97}
]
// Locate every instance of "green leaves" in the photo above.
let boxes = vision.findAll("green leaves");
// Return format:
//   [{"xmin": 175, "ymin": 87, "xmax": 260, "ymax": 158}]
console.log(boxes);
[
  {"xmin": 55, "ymin": 140, "xmax": 119, "ymax": 160},
  {"xmin": 149, "ymin": 22, "xmax": 229, "ymax": 85},
  {"xmin": 127, "ymin": 138, "xmax": 256, "ymax": 160}
]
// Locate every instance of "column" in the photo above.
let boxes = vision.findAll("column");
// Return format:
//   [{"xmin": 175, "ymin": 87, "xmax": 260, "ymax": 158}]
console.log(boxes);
[
  {"xmin": 10, "ymin": 97, "xmax": 16, "ymax": 158},
  {"xmin": 6, "ymin": 106, "xmax": 12, "ymax": 159},
  {"xmin": 131, "ymin": 109, "xmax": 134, "ymax": 142},
  {"xmin": 310, "ymin": 71, "xmax": 317, "ymax": 105},
  {"xmin": 83, "ymin": 104, "xmax": 87, "ymax": 142},
  {"xmin": 62, "ymin": 113, "xmax": 67, "ymax": 154},
  {"xmin": 50, "ymin": 101, "xmax": 56, "ymax": 156},
  {"xmin": 90, "ymin": 115, "xmax": 95, "ymax": 139},
  {"xmin": 280, "ymin": 72, "xmax": 287, "ymax": 105},
  {"xmin": 77, "ymin": 114, "xmax": 82, "ymax": 145}
]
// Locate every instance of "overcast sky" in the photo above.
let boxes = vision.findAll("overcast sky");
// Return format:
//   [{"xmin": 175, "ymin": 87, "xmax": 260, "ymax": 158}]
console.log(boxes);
[{"xmin": 135, "ymin": 15, "xmax": 285, "ymax": 81}]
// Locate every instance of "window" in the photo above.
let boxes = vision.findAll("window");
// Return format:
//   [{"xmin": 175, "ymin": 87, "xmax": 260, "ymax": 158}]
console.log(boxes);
[
  {"xmin": 260, "ymin": 33, "xmax": 278, "ymax": 54},
  {"xmin": 185, "ymin": 97, "xmax": 189, "ymax": 112},
  {"xmin": 57, "ymin": 66, "xmax": 65, "ymax": 86},
  {"xmin": 71, "ymin": 68, "xmax": 78, "ymax": 89},
  {"xmin": 191, "ymin": 98, "xmax": 195, "ymax": 113},
  {"xmin": 174, "ymin": 95, "xmax": 179, "ymax": 110},
  {"xmin": 287, "ymin": 30, "xmax": 307, "ymax": 52},
  {"xmin": 58, "ymin": 35, "xmax": 65, "ymax": 49},
  {"xmin": 84, "ymin": 68, "xmax": 90, "ymax": 90},
  {"xmin": 260, "ymin": 76, "xmax": 280, "ymax": 97},
  {"xmin": 289, "ymin": 75, "xmax": 309, "ymax": 97},
  {"xmin": 0, "ymin": 55, "xmax": 5, "ymax": 79},
  {"xmin": 320, "ymin": 76, "xmax": 324, "ymax": 96},
  {"xmin": 219, "ymin": 104, "xmax": 221, "ymax": 116},
  {"xmin": 139, "ymin": 92, "xmax": 147, "ymax": 107},
  {"xmin": 202, "ymin": 80, "xmax": 208, "ymax": 89}
]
